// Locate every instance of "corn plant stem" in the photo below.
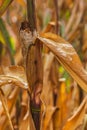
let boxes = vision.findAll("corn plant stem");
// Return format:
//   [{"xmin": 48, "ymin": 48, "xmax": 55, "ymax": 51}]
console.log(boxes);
[
  {"xmin": 53, "ymin": 0, "xmax": 59, "ymax": 105},
  {"xmin": 15, "ymin": 90, "xmax": 22, "ymax": 127},
  {"xmin": 27, "ymin": 0, "xmax": 37, "ymax": 31},
  {"xmin": 54, "ymin": 0, "xmax": 59, "ymax": 34},
  {"xmin": 30, "ymin": 99, "xmax": 40, "ymax": 130},
  {"xmin": 26, "ymin": 0, "xmax": 41, "ymax": 130}
]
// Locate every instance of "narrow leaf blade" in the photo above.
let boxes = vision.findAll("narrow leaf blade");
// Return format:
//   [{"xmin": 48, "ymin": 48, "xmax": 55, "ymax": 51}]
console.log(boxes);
[{"xmin": 0, "ymin": 0, "xmax": 13, "ymax": 16}]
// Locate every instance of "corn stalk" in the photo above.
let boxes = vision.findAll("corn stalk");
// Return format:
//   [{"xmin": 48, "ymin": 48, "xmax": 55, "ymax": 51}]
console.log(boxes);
[{"xmin": 20, "ymin": 0, "xmax": 43, "ymax": 130}]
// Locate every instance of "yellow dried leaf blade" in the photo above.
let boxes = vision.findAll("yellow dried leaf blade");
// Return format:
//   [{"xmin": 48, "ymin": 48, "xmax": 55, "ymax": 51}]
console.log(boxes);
[
  {"xmin": 63, "ymin": 97, "xmax": 87, "ymax": 130},
  {"xmin": 38, "ymin": 33, "xmax": 87, "ymax": 92}
]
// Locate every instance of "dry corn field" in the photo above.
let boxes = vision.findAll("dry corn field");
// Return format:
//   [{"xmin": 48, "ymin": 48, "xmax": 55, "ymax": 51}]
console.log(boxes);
[{"xmin": 0, "ymin": 0, "xmax": 87, "ymax": 130}]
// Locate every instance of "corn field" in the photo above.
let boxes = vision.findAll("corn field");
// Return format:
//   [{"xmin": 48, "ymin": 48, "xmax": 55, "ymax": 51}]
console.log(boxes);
[{"xmin": 0, "ymin": 0, "xmax": 87, "ymax": 130}]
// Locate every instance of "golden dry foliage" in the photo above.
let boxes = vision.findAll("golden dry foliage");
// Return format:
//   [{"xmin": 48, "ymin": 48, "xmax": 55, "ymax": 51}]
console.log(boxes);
[
  {"xmin": 0, "ymin": 0, "xmax": 87, "ymax": 130},
  {"xmin": 63, "ymin": 96, "xmax": 87, "ymax": 130},
  {"xmin": 40, "ymin": 53, "xmax": 58, "ymax": 130},
  {"xmin": 38, "ymin": 32, "xmax": 87, "ymax": 92}
]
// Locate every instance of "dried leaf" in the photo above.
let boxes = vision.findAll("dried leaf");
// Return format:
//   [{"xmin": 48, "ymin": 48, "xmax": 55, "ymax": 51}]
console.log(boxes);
[
  {"xmin": 41, "ymin": 106, "xmax": 57, "ymax": 130},
  {"xmin": 82, "ymin": 24, "xmax": 87, "ymax": 51},
  {"xmin": 53, "ymin": 82, "xmax": 68, "ymax": 130},
  {"xmin": 19, "ymin": 99, "xmax": 36, "ymax": 130},
  {"xmin": 7, "ymin": 87, "xmax": 20, "ymax": 112},
  {"xmin": 19, "ymin": 110, "xmax": 36, "ymax": 130},
  {"xmin": 38, "ymin": 32, "xmax": 87, "ymax": 92},
  {"xmin": 40, "ymin": 53, "xmax": 58, "ymax": 130},
  {"xmin": 53, "ymin": 81, "xmax": 80, "ymax": 130},
  {"xmin": 63, "ymin": 96, "xmax": 87, "ymax": 130},
  {"xmin": 4, "ymin": 66, "xmax": 27, "ymax": 86},
  {"xmin": 41, "ymin": 53, "xmax": 54, "ymax": 106},
  {"xmin": 0, "ymin": 89, "xmax": 14, "ymax": 130},
  {"xmin": 19, "ymin": 111, "xmax": 30, "ymax": 130},
  {"xmin": 0, "ymin": 87, "xmax": 20, "ymax": 130},
  {"xmin": 66, "ymin": 0, "xmax": 84, "ymax": 41},
  {"xmin": 0, "ymin": 66, "xmax": 28, "ymax": 90},
  {"xmin": 65, "ymin": 0, "xmax": 79, "ymax": 36}
]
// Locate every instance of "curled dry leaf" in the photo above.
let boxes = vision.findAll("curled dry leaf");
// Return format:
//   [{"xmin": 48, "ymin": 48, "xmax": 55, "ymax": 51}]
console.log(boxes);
[
  {"xmin": 0, "ymin": 66, "xmax": 28, "ymax": 90},
  {"xmin": 63, "ymin": 96, "xmax": 87, "ymax": 130},
  {"xmin": 38, "ymin": 32, "xmax": 87, "ymax": 92}
]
